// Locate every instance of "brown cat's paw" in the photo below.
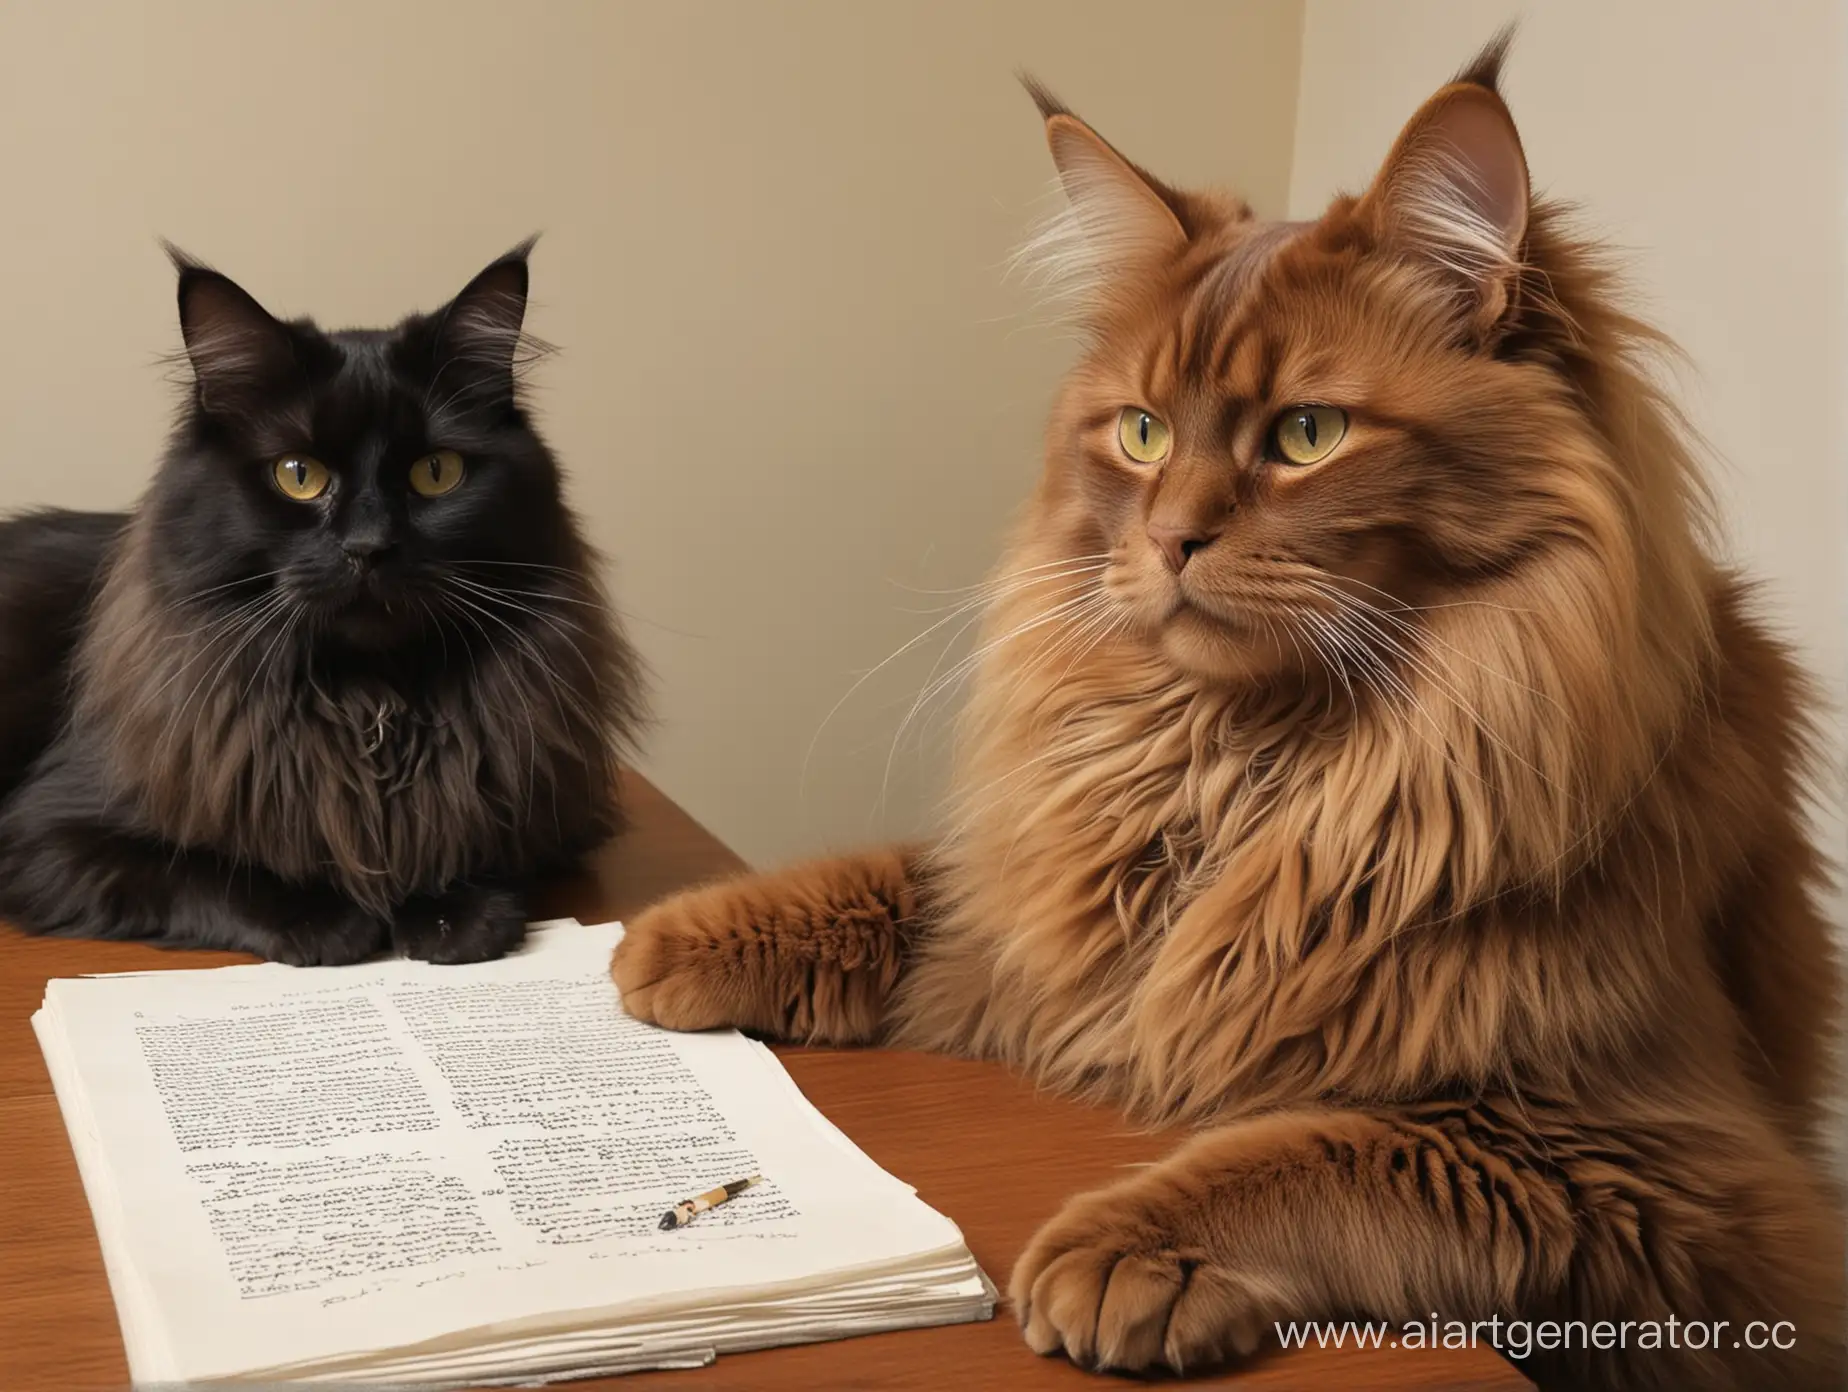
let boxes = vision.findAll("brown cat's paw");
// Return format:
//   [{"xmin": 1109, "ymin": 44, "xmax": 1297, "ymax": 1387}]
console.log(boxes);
[
  {"xmin": 612, "ymin": 888, "xmax": 765, "ymax": 1033},
  {"xmin": 1010, "ymin": 1187, "xmax": 1281, "ymax": 1374},
  {"xmin": 613, "ymin": 853, "xmax": 917, "ymax": 1042}
]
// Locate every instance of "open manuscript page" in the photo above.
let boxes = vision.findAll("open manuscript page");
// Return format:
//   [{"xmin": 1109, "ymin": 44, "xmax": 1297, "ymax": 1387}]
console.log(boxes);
[{"xmin": 35, "ymin": 922, "xmax": 972, "ymax": 1384}]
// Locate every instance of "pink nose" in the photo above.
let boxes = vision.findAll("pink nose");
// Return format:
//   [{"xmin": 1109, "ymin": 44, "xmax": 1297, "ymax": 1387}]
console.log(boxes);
[{"xmin": 1147, "ymin": 522, "xmax": 1221, "ymax": 574}]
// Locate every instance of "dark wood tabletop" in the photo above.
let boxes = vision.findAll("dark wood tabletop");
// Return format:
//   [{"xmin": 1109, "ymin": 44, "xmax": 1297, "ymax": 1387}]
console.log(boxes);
[{"xmin": 0, "ymin": 769, "xmax": 1531, "ymax": 1391}]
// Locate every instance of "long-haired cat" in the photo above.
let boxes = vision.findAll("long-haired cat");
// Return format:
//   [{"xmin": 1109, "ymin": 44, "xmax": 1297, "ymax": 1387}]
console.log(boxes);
[
  {"xmin": 0, "ymin": 243, "xmax": 642, "ymax": 964},
  {"xmin": 611, "ymin": 37, "xmax": 1843, "ymax": 1392}
]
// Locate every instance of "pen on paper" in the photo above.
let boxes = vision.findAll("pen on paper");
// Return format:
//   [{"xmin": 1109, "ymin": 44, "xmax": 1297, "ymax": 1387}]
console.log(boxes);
[{"xmin": 659, "ymin": 1175, "xmax": 762, "ymax": 1229}]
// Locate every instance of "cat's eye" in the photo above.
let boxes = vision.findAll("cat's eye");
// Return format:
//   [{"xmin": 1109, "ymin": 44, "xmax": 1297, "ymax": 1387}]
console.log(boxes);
[
  {"xmin": 1116, "ymin": 408, "xmax": 1171, "ymax": 465},
  {"xmin": 272, "ymin": 455, "xmax": 331, "ymax": 501},
  {"xmin": 1271, "ymin": 406, "xmax": 1348, "ymax": 466},
  {"xmin": 409, "ymin": 449, "xmax": 466, "ymax": 498}
]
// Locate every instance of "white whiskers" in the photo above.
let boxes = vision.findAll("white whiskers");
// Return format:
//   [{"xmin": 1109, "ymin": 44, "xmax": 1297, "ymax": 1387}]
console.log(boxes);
[{"xmin": 798, "ymin": 556, "xmax": 1112, "ymax": 803}]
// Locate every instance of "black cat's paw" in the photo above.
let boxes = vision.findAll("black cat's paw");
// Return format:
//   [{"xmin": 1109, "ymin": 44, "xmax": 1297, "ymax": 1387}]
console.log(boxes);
[
  {"xmin": 264, "ymin": 902, "xmax": 390, "ymax": 967},
  {"xmin": 393, "ymin": 885, "xmax": 528, "ymax": 964}
]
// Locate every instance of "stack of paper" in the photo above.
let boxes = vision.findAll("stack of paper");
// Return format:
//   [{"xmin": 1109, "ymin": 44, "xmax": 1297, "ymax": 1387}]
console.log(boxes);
[{"xmin": 33, "ymin": 919, "xmax": 993, "ymax": 1385}]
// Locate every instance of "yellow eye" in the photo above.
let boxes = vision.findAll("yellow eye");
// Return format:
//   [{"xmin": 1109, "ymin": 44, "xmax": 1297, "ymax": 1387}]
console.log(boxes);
[
  {"xmin": 272, "ymin": 455, "xmax": 331, "ymax": 501},
  {"xmin": 409, "ymin": 449, "xmax": 465, "ymax": 498},
  {"xmin": 1272, "ymin": 406, "xmax": 1348, "ymax": 466},
  {"xmin": 1116, "ymin": 407, "xmax": 1171, "ymax": 464}
]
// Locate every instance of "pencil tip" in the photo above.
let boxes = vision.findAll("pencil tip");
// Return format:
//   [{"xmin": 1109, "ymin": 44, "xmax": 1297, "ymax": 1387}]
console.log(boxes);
[{"xmin": 658, "ymin": 1213, "xmax": 676, "ymax": 1230}]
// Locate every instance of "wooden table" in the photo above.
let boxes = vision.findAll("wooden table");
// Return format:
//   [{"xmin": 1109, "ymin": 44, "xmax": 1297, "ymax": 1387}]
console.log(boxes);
[{"xmin": 0, "ymin": 771, "xmax": 1530, "ymax": 1391}]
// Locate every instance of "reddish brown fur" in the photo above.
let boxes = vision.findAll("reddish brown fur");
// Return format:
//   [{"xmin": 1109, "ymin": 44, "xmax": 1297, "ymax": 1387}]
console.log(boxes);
[{"xmin": 615, "ymin": 39, "xmax": 1843, "ymax": 1389}]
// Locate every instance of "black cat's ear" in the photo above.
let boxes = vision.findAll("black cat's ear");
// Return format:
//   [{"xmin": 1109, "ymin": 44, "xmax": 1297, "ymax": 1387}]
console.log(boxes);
[
  {"xmin": 433, "ymin": 238, "xmax": 545, "ymax": 403},
  {"xmin": 167, "ymin": 244, "xmax": 298, "ymax": 414}
]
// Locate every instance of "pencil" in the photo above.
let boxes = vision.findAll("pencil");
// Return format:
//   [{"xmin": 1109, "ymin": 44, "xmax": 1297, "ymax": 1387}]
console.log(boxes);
[{"xmin": 658, "ymin": 1174, "xmax": 762, "ymax": 1229}]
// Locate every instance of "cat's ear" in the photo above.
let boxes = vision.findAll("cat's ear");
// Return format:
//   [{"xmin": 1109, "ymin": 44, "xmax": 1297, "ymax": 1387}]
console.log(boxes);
[
  {"xmin": 433, "ymin": 238, "xmax": 542, "ymax": 401},
  {"xmin": 1019, "ymin": 77, "xmax": 1187, "ymax": 304},
  {"xmin": 1356, "ymin": 31, "xmax": 1529, "ymax": 339},
  {"xmin": 168, "ymin": 246, "xmax": 298, "ymax": 414}
]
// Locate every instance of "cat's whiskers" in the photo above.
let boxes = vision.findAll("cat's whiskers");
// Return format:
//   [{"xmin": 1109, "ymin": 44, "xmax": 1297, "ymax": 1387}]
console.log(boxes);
[
  {"xmin": 240, "ymin": 603, "xmax": 305, "ymax": 706},
  {"xmin": 1298, "ymin": 574, "xmax": 1558, "ymax": 707},
  {"xmin": 888, "ymin": 572, "xmax": 1113, "ymax": 756},
  {"xmin": 440, "ymin": 588, "xmax": 608, "ymax": 789},
  {"xmin": 479, "ymin": 633, "xmax": 608, "ymax": 746},
  {"xmin": 877, "ymin": 587, "xmax": 1116, "ymax": 816},
  {"xmin": 456, "ymin": 560, "xmax": 704, "ymax": 640},
  {"xmin": 1313, "ymin": 604, "xmax": 1556, "ymax": 822},
  {"xmin": 890, "ymin": 588, "xmax": 1109, "ymax": 745},
  {"xmin": 443, "ymin": 587, "xmax": 597, "ymax": 727},
  {"xmin": 1032, "ymin": 599, "xmax": 1119, "ymax": 684},
  {"xmin": 448, "ymin": 575, "xmax": 597, "ymax": 655},
  {"xmin": 919, "ymin": 586, "xmax": 1112, "ymax": 709},
  {"xmin": 1316, "ymin": 569, "xmax": 1538, "ymax": 620},
  {"xmin": 928, "ymin": 562, "xmax": 1114, "ymax": 672},
  {"xmin": 1304, "ymin": 602, "xmax": 1460, "ymax": 742},
  {"xmin": 150, "ymin": 569, "xmax": 286, "ymax": 619},
  {"xmin": 886, "ymin": 554, "xmax": 1113, "ymax": 610},
  {"xmin": 1273, "ymin": 617, "xmax": 1323, "ymax": 719},
  {"xmin": 450, "ymin": 580, "xmax": 599, "ymax": 612},
  {"xmin": 1297, "ymin": 577, "xmax": 1561, "ymax": 767},
  {"xmin": 1303, "ymin": 607, "xmax": 1450, "ymax": 791},
  {"xmin": 152, "ymin": 588, "xmax": 285, "ymax": 650},
  {"xmin": 439, "ymin": 593, "xmax": 546, "ymax": 810},
  {"xmin": 1296, "ymin": 582, "xmax": 1566, "ymax": 798},
  {"xmin": 951, "ymin": 553, "xmax": 1113, "ymax": 585},
  {"xmin": 1303, "ymin": 610, "xmax": 1453, "ymax": 766},
  {"xmin": 1020, "ymin": 590, "xmax": 1126, "ymax": 695},
  {"xmin": 154, "ymin": 589, "xmax": 292, "ymax": 776},
  {"xmin": 447, "ymin": 582, "xmax": 617, "ymax": 799},
  {"xmin": 443, "ymin": 576, "xmax": 597, "ymax": 667},
  {"xmin": 942, "ymin": 744, "xmax": 1071, "ymax": 841},
  {"xmin": 1318, "ymin": 594, "xmax": 1536, "ymax": 774},
  {"xmin": 798, "ymin": 561, "xmax": 1108, "ymax": 800},
  {"xmin": 1297, "ymin": 611, "xmax": 1360, "ymax": 713},
  {"xmin": 116, "ymin": 587, "xmax": 288, "ymax": 744}
]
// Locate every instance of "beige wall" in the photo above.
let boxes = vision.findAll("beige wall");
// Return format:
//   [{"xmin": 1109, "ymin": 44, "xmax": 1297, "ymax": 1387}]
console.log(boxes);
[
  {"xmin": 0, "ymin": 0, "xmax": 1305, "ymax": 866},
  {"xmin": 14, "ymin": 2, "xmax": 1831, "ymax": 903},
  {"xmin": 1289, "ymin": 0, "xmax": 1848, "ymax": 932}
]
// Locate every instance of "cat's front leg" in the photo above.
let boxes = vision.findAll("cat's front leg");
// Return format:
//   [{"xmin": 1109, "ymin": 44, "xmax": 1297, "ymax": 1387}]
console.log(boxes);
[
  {"xmin": 1010, "ymin": 1112, "xmax": 1321, "ymax": 1374},
  {"xmin": 393, "ymin": 881, "xmax": 528, "ymax": 964},
  {"xmin": 611, "ymin": 846, "xmax": 924, "ymax": 1043},
  {"xmin": 0, "ymin": 790, "xmax": 387, "ymax": 965},
  {"xmin": 1010, "ymin": 1102, "xmax": 1843, "ymax": 1389}
]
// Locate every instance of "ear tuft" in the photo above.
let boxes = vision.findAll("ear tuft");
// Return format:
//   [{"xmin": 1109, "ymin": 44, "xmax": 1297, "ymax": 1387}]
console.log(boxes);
[
  {"xmin": 1453, "ymin": 22, "xmax": 1516, "ymax": 93},
  {"xmin": 162, "ymin": 239, "xmax": 207, "ymax": 274},
  {"xmin": 1011, "ymin": 80, "xmax": 1187, "ymax": 314},
  {"xmin": 1017, "ymin": 71, "xmax": 1068, "ymax": 122}
]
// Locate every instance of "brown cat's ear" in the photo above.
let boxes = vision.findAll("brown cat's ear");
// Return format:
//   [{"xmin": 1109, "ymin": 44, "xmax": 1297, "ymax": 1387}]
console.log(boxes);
[
  {"xmin": 167, "ymin": 244, "xmax": 298, "ymax": 415},
  {"xmin": 1356, "ymin": 34, "xmax": 1530, "ymax": 340},
  {"xmin": 1019, "ymin": 76, "xmax": 1187, "ymax": 304}
]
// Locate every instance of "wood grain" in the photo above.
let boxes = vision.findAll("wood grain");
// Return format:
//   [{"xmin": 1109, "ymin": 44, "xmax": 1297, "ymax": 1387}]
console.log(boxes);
[{"xmin": 0, "ymin": 769, "xmax": 1531, "ymax": 1391}]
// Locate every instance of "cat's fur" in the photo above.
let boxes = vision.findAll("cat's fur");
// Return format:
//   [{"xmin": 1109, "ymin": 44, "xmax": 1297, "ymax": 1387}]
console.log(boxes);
[
  {"xmin": 0, "ymin": 244, "xmax": 642, "ymax": 964},
  {"xmin": 612, "ymin": 37, "xmax": 1843, "ymax": 1391}
]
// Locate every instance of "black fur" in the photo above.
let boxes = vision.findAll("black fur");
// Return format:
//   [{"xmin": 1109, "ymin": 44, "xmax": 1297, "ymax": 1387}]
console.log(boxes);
[{"xmin": 0, "ymin": 245, "xmax": 644, "ymax": 964}]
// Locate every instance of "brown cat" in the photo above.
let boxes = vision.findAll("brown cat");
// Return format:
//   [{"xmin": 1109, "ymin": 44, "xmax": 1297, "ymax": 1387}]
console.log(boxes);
[{"xmin": 612, "ymin": 36, "xmax": 1844, "ymax": 1391}]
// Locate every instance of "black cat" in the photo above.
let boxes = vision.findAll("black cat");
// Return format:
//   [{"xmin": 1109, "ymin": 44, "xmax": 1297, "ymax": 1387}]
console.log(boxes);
[{"xmin": 0, "ymin": 244, "xmax": 644, "ymax": 964}]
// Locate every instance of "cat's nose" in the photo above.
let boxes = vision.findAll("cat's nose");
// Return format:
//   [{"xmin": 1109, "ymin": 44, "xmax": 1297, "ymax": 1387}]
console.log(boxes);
[
  {"xmin": 1147, "ymin": 522, "xmax": 1221, "ymax": 574},
  {"xmin": 342, "ymin": 535, "xmax": 395, "ymax": 567}
]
